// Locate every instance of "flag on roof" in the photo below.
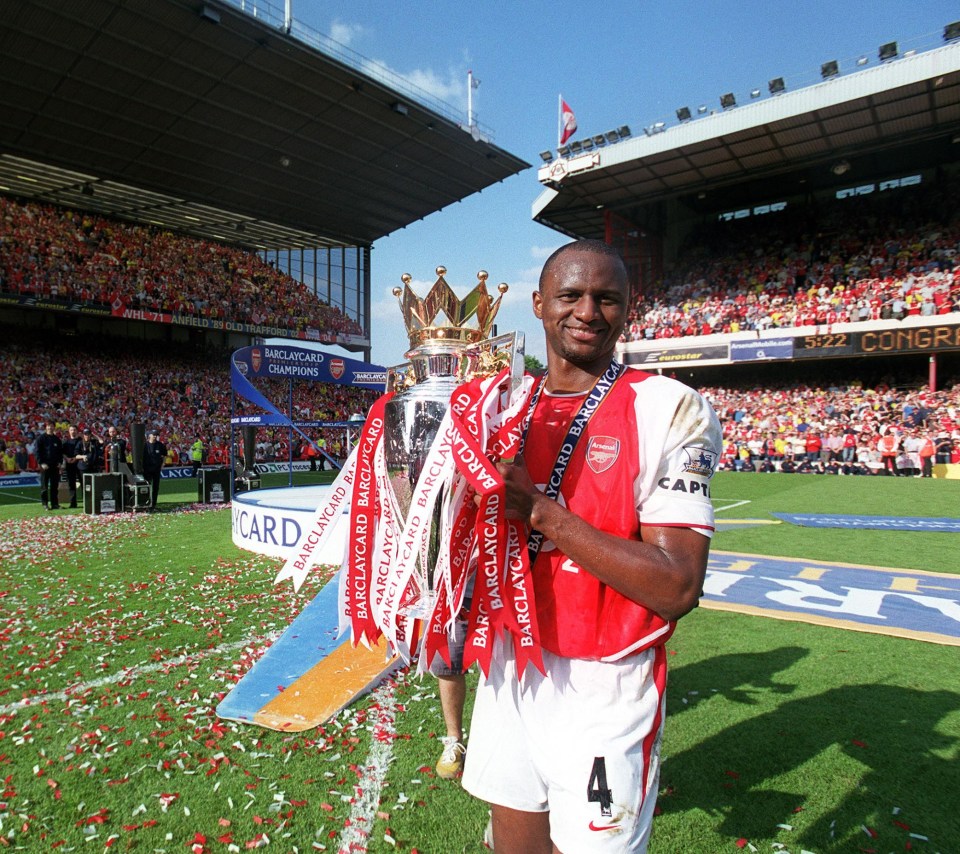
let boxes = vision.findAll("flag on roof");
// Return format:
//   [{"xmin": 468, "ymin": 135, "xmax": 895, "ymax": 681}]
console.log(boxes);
[{"xmin": 559, "ymin": 98, "xmax": 577, "ymax": 146}]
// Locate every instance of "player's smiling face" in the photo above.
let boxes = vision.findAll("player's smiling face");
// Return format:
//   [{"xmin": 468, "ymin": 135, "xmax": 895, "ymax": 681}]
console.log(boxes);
[{"xmin": 534, "ymin": 249, "xmax": 628, "ymax": 379}]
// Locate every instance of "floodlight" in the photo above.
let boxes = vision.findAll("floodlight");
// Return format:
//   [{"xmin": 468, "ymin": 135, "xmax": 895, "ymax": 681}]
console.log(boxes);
[
  {"xmin": 820, "ymin": 60, "xmax": 839, "ymax": 79},
  {"xmin": 856, "ymin": 55, "xmax": 869, "ymax": 66},
  {"xmin": 750, "ymin": 88, "xmax": 761, "ymax": 99},
  {"xmin": 593, "ymin": 134, "xmax": 607, "ymax": 146},
  {"xmin": 581, "ymin": 138, "xmax": 594, "ymax": 151},
  {"xmin": 697, "ymin": 105, "xmax": 708, "ymax": 114},
  {"xmin": 569, "ymin": 140, "xmax": 583, "ymax": 154},
  {"xmin": 945, "ymin": 21, "xmax": 960, "ymax": 42},
  {"xmin": 719, "ymin": 93, "xmax": 736, "ymax": 109},
  {"xmin": 878, "ymin": 41, "xmax": 898, "ymax": 62},
  {"xmin": 605, "ymin": 129, "xmax": 620, "ymax": 143},
  {"xmin": 391, "ymin": 101, "xmax": 409, "ymax": 116},
  {"xmin": 831, "ymin": 159, "xmax": 851, "ymax": 176},
  {"xmin": 539, "ymin": 150, "xmax": 554, "ymax": 163},
  {"xmin": 618, "ymin": 125, "xmax": 632, "ymax": 138},
  {"xmin": 676, "ymin": 106, "xmax": 692, "ymax": 122},
  {"xmin": 768, "ymin": 77, "xmax": 785, "ymax": 94},
  {"xmin": 557, "ymin": 144, "xmax": 571, "ymax": 157}
]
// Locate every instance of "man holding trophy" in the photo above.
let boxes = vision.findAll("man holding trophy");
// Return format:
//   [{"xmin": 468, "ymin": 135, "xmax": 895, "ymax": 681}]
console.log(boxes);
[
  {"xmin": 459, "ymin": 241, "xmax": 722, "ymax": 854},
  {"xmin": 277, "ymin": 242, "xmax": 719, "ymax": 853}
]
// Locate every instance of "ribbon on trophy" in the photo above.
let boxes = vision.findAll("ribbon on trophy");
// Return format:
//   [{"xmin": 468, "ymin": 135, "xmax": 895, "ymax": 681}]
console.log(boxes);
[
  {"xmin": 275, "ymin": 266, "xmax": 552, "ymax": 678},
  {"xmin": 274, "ymin": 452, "xmax": 358, "ymax": 592},
  {"xmin": 446, "ymin": 368, "xmax": 545, "ymax": 678},
  {"xmin": 343, "ymin": 392, "xmax": 393, "ymax": 647}
]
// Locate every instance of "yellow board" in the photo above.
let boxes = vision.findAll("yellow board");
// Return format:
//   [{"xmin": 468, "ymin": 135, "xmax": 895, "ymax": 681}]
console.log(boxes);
[{"xmin": 252, "ymin": 636, "xmax": 400, "ymax": 731}]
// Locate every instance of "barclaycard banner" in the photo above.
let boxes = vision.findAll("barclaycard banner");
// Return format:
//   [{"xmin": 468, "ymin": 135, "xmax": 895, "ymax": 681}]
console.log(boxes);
[
  {"xmin": 230, "ymin": 345, "xmax": 387, "ymax": 427},
  {"xmin": 232, "ymin": 344, "xmax": 386, "ymax": 388}
]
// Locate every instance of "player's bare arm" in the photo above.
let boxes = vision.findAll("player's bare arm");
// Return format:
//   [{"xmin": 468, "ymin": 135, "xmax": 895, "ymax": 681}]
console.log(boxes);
[{"xmin": 497, "ymin": 455, "xmax": 709, "ymax": 622}]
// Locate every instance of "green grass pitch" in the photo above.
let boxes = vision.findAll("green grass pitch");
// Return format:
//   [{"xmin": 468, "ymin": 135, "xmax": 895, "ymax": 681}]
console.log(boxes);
[{"xmin": 0, "ymin": 471, "xmax": 957, "ymax": 852}]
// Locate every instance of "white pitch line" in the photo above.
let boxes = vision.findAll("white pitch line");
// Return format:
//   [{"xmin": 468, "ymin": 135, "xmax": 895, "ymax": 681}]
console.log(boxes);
[
  {"xmin": 337, "ymin": 679, "xmax": 399, "ymax": 854},
  {"xmin": 0, "ymin": 633, "xmax": 279, "ymax": 716},
  {"xmin": 0, "ymin": 491, "xmax": 42, "ymax": 503},
  {"xmin": 713, "ymin": 499, "xmax": 751, "ymax": 513}
]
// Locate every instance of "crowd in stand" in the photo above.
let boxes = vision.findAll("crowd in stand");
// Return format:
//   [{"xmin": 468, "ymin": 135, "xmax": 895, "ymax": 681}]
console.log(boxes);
[
  {"xmin": 0, "ymin": 330, "xmax": 378, "ymax": 474},
  {"xmin": 704, "ymin": 380, "xmax": 960, "ymax": 476},
  {"xmin": 0, "ymin": 195, "xmax": 363, "ymax": 338},
  {"xmin": 623, "ymin": 178, "xmax": 960, "ymax": 341},
  {"xmin": 2, "ymin": 325, "xmax": 957, "ymax": 480},
  {"xmin": 3, "ymin": 177, "xmax": 960, "ymax": 483}
]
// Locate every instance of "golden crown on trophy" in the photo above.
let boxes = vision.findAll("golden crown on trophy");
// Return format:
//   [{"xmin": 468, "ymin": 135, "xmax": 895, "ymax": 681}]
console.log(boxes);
[{"xmin": 393, "ymin": 266, "xmax": 508, "ymax": 349}]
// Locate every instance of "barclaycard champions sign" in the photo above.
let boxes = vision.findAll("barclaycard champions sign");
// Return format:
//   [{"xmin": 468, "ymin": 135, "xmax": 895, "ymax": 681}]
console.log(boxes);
[{"xmin": 233, "ymin": 344, "xmax": 386, "ymax": 387}]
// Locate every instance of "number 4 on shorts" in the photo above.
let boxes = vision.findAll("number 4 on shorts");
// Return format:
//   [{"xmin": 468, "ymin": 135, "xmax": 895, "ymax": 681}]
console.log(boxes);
[{"xmin": 587, "ymin": 756, "xmax": 613, "ymax": 817}]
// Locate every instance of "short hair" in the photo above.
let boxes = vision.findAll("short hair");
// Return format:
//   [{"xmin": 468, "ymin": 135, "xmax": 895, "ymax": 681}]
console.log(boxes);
[{"xmin": 538, "ymin": 239, "xmax": 627, "ymax": 291}]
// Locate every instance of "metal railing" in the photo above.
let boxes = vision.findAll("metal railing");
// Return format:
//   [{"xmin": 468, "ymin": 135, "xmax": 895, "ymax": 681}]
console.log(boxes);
[{"xmin": 223, "ymin": 0, "xmax": 494, "ymax": 139}]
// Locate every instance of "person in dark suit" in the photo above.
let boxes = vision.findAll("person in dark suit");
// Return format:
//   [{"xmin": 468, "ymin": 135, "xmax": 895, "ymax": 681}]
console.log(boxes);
[
  {"xmin": 61, "ymin": 425, "xmax": 83, "ymax": 508},
  {"xmin": 142, "ymin": 429, "xmax": 167, "ymax": 509},
  {"xmin": 36, "ymin": 421, "xmax": 63, "ymax": 510}
]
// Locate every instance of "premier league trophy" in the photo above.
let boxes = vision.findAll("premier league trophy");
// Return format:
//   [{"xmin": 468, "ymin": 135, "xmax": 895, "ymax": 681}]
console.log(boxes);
[{"xmin": 383, "ymin": 266, "xmax": 524, "ymax": 619}]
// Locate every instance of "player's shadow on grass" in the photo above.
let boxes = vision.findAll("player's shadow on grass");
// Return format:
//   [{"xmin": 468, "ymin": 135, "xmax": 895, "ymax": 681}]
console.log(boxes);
[
  {"xmin": 659, "ymin": 668, "xmax": 960, "ymax": 847},
  {"xmin": 667, "ymin": 646, "xmax": 806, "ymax": 710}
]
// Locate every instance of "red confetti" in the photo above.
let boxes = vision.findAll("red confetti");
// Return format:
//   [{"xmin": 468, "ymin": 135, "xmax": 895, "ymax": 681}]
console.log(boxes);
[{"xmin": 735, "ymin": 840, "xmax": 748, "ymax": 849}]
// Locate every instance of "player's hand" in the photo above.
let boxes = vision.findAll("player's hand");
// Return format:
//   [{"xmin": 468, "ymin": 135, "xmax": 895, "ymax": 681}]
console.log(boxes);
[{"xmin": 496, "ymin": 455, "xmax": 541, "ymax": 523}]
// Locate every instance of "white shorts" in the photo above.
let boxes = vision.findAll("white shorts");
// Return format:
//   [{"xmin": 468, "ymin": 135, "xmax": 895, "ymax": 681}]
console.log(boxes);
[{"xmin": 462, "ymin": 640, "xmax": 667, "ymax": 853}]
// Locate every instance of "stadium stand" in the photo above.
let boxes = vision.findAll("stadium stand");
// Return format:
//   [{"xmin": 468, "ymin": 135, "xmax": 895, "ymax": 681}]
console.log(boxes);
[
  {"xmin": 2, "ymin": 320, "xmax": 955, "ymax": 478},
  {"xmin": 0, "ymin": 195, "xmax": 363, "ymax": 339},
  {"xmin": 623, "ymin": 174, "xmax": 960, "ymax": 341},
  {"xmin": 703, "ymin": 380, "xmax": 959, "ymax": 475},
  {"xmin": 0, "ymin": 324, "xmax": 378, "ymax": 473}
]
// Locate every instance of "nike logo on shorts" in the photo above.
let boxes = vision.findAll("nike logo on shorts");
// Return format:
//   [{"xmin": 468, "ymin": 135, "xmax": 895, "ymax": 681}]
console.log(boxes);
[{"xmin": 588, "ymin": 820, "xmax": 621, "ymax": 832}]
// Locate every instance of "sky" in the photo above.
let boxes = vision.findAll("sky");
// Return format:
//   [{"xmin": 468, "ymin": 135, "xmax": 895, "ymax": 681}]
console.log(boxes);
[{"xmin": 284, "ymin": 0, "xmax": 959, "ymax": 369}]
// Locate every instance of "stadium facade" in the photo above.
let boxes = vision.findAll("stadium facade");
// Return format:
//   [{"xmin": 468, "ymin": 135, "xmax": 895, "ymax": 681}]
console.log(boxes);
[
  {"xmin": 533, "ymin": 30, "xmax": 960, "ymax": 389},
  {"xmin": 0, "ymin": 0, "xmax": 529, "ymax": 360}
]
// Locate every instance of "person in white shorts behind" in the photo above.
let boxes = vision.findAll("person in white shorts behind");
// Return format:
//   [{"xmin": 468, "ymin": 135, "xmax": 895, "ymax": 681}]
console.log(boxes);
[{"xmin": 461, "ymin": 240, "xmax": 722, "ymax": 853}]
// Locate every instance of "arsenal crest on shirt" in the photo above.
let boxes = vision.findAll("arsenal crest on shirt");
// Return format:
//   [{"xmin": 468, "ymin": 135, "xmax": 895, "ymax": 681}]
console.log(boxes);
[{"xmin": 585, "ymin": 436, "xmax": 620, "ymax": 473}]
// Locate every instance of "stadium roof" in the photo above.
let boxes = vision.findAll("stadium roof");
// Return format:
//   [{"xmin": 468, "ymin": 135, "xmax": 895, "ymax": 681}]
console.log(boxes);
[
  {"xmin": 0, "ymin": 0, "xmax": 529, "ymax": 250},
  {"xmin": 533, "ymin": 41, "xmax": 960, "ymax": 239}
]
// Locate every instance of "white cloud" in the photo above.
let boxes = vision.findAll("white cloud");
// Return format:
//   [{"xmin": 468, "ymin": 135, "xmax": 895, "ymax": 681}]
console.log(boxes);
[
  {"xmin": 358, "ymin": 58, "xmax": 464, "ymax": 108},
  {"xmin": 329, "ymin": 19, "xmax": 364, "ymax": 46}
]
